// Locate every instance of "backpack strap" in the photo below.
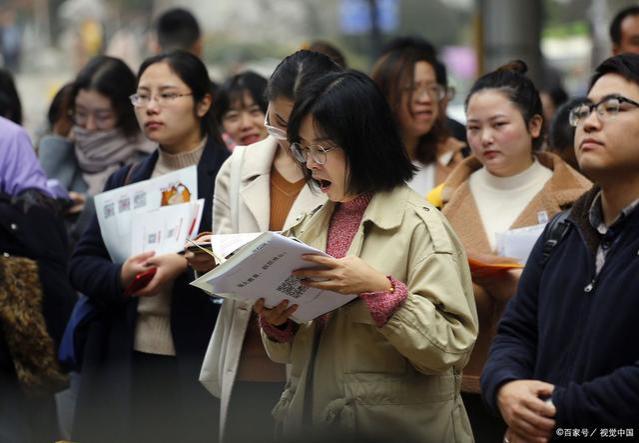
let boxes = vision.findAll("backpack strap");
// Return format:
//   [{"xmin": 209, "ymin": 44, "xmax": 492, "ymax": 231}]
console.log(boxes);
[
  {"xmin": 229, "ymin": 146, "xmax": 246, "ymax": 233},
  {"xmin": 541, "ymin": 209, "xmax": 572, "ymax": 265}
]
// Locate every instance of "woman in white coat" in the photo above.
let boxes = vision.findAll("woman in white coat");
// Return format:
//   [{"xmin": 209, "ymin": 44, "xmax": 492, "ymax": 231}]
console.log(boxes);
[{"xmin": 187, "ymin": 50, "xmax": 342, "ymax": 443}]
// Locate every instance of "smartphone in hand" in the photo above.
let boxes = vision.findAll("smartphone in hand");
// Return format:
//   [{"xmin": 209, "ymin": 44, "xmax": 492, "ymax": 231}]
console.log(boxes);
[{"xmin": 124, "ymin": 267, "xmax": 157, "ymax": 296}]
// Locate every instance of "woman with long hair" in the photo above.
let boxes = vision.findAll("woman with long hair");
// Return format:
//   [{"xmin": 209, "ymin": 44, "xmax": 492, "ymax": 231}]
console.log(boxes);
[
  {"xmin": 192, "ymin": 50, "xmax": 342, "ymax": 443},
  {"xmin": 39, "ymin": 56, "xmax": 155, "ymax": 241},
  {"xmin": 69, "ymin": 50, "xmax": 229, "ymax": 443},
  {"xmin": 371, "ymin": 37, "xmax": 467, "ymax": 196}
]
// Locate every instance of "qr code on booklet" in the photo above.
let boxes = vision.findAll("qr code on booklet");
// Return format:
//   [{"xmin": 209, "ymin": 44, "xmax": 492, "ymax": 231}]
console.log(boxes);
[{"xmin": 276, "ymin": 275, "xmax": 309, "ymax": 299}]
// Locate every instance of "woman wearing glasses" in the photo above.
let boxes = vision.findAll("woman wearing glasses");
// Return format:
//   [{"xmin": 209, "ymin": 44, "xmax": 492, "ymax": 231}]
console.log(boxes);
[
  {"xmin": 254, "ymin": 70, "xmax": 478, "ymax": 442},
  {"xmin": 191, "ymin": 50, "xmax": 341, "ymax": 443},
  {"xmin": 214, "ymin": 71, "xmax": 269, "ymax": 151},
  {"xmin": 371, "ymin": 37, "xmax": 467, "ymax": 196},
  {"xmin": 435, "ymin": 60, "xmax": 591, "ymax": 442},
  {"xmin": 69, "ymin": 50, "xmax": 229, "ymax": 443},
  {"xmin": 39, "ymin": 56, "xmax": 154, "ymax": 239}
]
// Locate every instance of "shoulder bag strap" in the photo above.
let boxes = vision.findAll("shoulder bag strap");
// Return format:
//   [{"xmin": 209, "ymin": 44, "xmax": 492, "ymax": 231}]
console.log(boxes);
[
  {"xmin": 229, "ymin": 146, "xmax": 246, "ymax": 233},
  {"xmin": 541, "ymin": 209, "xmax": 572, "ymax": 266}
]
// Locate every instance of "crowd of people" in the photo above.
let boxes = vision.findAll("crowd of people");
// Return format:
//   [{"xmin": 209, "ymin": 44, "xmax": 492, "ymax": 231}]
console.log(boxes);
[{"xmin": 1, "ymin": 5, "xmax": 639, "ymax": 443}]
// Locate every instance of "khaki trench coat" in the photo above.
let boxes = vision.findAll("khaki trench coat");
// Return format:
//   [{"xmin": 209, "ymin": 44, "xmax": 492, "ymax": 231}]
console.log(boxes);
[{"xmin": 261, "ymin": 185, "xmax": 479, "ymax": 442}]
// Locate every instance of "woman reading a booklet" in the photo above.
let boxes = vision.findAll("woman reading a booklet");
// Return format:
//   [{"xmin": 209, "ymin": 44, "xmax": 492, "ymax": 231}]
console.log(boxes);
[
  {"xmin": 68, "ymin": 50, "xmax": 228, "ymax": 443},
  {"xmin": 431, "ymin": 61, "xmax": 591, "ymax": 442},
  {"xmin": 192, "ymin": 50, "xmax": 342, "ymax": 443},
  {"xmin": 253, "ymin": 70, "xmax": 479, "ymax": 442}
]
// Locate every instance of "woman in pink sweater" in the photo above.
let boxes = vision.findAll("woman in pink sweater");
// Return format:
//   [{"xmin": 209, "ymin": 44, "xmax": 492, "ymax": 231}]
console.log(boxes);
[{"xmin": 255, "ymin": 70, "xmax": 478, "ymax": 442}]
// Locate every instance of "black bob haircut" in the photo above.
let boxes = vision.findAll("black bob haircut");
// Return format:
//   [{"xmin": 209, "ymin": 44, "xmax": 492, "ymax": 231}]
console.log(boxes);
[
  {"xmin": 214, "ymin": 71, "xmax": 268, "ymax": 124},
  {"xmin": 589, "ymin": 53, "xmax": 639, "ymax": 90},
  {"xmin": 287, "ymin": 70, "xmax": 415, "ymax": 195},
  {"xmin": 71, "ymin": 56, "xmax": 139, "ymax": 137},
  {"xmin": 609, "ymin": 6, "xmax": 639, "ymax": 46},
  {"xmin": 138, "ymin": 50, "xmax": 223, "ymax": 145},
  {"xmin": 155, "ymin": 8, "xmax": 201, "ymax": 52}
]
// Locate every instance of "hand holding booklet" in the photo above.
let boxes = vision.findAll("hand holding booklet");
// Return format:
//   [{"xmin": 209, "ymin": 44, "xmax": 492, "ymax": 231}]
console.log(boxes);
[{"xmin": 190, "ymin": 232, "xmax": 357, "ymax": 323}]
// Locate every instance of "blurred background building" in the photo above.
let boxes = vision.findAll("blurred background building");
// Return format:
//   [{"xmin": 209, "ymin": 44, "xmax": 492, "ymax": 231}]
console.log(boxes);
[{"xmin": 1, "ymin": 0, "xmax": 637, "ymax": 136}]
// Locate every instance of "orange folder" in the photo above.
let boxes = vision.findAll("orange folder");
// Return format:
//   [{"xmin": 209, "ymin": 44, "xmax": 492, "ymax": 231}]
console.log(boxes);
[{"xmin": 468, "ymin": 257, "xmax": 524, "ymax": 278}]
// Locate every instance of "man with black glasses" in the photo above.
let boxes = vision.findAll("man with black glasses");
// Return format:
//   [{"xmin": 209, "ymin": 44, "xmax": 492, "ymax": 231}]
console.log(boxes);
[{"xmin": 481, "ymin": 53, "xmax": 639, "ymax": 442}]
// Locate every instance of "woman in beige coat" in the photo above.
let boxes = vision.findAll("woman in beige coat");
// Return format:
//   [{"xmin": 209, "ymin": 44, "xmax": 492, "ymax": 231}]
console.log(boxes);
[
  {"xmin": 255, "ymin": 70, "xmax": 478, "ymax": 442},
  {"xmin": 437, "ymin": 61, "xmax": 591, "ymax": 442},
  {"xmin": 190, "ymin": 51, "xmax": 341, "ymax": 443}
]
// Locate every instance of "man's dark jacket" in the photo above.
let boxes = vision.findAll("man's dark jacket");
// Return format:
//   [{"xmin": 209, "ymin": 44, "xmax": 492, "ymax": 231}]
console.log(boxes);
[{"xmin": 481, "ymin": 186, "xmax": 639, "ymax": 426}]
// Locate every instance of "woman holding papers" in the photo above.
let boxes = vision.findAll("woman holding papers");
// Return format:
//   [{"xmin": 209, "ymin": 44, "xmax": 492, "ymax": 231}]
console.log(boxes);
[
  {"xmin": 433, "ymin": 61, "xmax": 591, "ymax": 441},
  {"xmin": 69, "ymin": 50, "xmax": 229, "ymax": 443},
  {"xmin": 254, "ymin": 70, "xmax": 478, "ymax": 442},
  {"xmin": 194, "ymin": 50, "xmax": 342, "ymax": 443}
]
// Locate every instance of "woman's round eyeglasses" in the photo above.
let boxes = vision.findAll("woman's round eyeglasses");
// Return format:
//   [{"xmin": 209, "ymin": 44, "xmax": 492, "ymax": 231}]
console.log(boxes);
[{"xmin": 290, "ymin": 142, "xmax": 338, "ymax": 165}]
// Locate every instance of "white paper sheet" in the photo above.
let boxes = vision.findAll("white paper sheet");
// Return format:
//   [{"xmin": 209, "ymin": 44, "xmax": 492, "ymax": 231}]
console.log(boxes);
[
  {"xmin": 190, "ymin": 232, "xmax": 356, "ymax": 323},
  {"xmin": 495, "ymin": 223, "xmax": 546, "ymax": 264},
  {"xmin": 94, "ymin": 166, "xmax": 198, "ymax": 262},
  {"xmin": 130, "ymin": 200, "xmax": 203, "ymax": 256},
  {"xmin": 209, "ymin": 232, "xmax": 262, "ymax": 258}
]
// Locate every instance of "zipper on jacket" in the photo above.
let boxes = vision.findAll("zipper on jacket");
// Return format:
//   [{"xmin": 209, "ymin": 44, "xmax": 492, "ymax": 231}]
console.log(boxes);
[
  {"xmin": 584, "ymin": 278, "xmax": 597, "ymax": 294},
  {"xmin": 583, "ymin": 231, "xmax": 626, "ymax": 295}
]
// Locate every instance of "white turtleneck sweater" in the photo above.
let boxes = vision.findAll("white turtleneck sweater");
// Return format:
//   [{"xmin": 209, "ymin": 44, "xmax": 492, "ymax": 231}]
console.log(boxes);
[
  {"xmin": 134, "ymin": 138, "xmax": 206, "ymax": 356},
  {"xmin": 469, "ymin": 159, "xmax": 552, "ymax": 249}
]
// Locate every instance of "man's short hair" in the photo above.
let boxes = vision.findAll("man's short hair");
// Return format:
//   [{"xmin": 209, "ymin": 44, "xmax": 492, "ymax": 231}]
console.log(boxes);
[
  {"xmin": 589, "ymin": 53, "xmax": 639, "ymax": 90},
  {"xmin": 155, "ymin": 8, "xmax": 201, "ymax": 53},
  {"xmin": 609, "ymin": 6, "xmax": 639, "ymax": 46}
]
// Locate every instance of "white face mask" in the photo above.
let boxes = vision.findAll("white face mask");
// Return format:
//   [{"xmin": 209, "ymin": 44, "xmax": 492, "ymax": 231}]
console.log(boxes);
[{"xmin": 264, "ymin": 106, "xmax": 287, "ymax": 140}]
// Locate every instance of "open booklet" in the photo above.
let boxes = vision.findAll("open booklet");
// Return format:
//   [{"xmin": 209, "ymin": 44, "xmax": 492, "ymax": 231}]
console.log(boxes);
[{"xmin": 190, "ymin": 232, "xmax": 357, "ymax": 323}]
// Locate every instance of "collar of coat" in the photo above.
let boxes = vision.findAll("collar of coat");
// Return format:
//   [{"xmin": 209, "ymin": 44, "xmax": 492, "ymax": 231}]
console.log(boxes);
[
  {"xmin": 295, "ymin": 185, "xmax": 414, "ymax": 238},
  {"xmin": 441, "ymin": 151, "xmax": 592, "ymax": 210},
  {"xmin": 237, "ymin": 136, "xmax": 279, "ymax": 180},
  {"xmin": 568, "ymin": 183, "xmax": 639, "ymax": 254}
]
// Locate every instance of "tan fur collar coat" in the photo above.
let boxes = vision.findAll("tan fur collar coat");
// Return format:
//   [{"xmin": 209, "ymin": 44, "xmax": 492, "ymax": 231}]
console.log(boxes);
[{"xmin": 441, "ymin": 152, "xmax": 592, "ymax": 392}]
